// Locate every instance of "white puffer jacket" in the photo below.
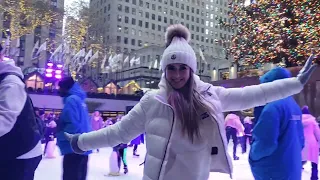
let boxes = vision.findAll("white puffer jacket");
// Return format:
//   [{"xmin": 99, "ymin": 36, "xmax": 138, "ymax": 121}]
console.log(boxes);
[{"xmin": 77, "ymin": 74, "xmax": 303, "ymax": 180}]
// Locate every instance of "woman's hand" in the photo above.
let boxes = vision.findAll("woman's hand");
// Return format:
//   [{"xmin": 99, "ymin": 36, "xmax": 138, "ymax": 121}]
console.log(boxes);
[
  {"xmin": 297, "ymin": 55, "xmax": 318, "ymax": 85},
  {"xmin": 64, "ymin": 132, "xmax": 86, "ymax": 154}
]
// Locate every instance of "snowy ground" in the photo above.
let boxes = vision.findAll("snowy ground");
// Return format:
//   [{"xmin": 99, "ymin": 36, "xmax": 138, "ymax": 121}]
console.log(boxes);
[{"xmin": 35, "ymin": 143, "xmax": 315, "ymax": 180}]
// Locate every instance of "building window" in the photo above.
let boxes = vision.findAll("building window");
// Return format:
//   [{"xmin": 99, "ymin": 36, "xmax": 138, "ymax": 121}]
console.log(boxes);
[
  {"xmin": 117, "ymin": 36, "xmax": 121, "ymax": 42},
  {"xmin": 132, "ymin": 8, "xmax": 136, "ymax": 15},
  {"xmin": 132, "ymin": 29, "xmax": 136, "ymax": 35},
  {"xmin": 124, "ymin": 27, "xmax": 129, "ymax": 34},
  {"xmin": 145, "ymin": 22, "xmax": 149, "ymax": 28},
  {"xmin": 118, "ymin": 4, "xmax": 122, "ymax": 11},
  {"xmin": 124, "ymin": 37, "xmax": 128, "ymax": 44},
  {"xmin": 117, "ymin": 25, "xmax": 122, "ymax": 32},
  {"xmin": 117, "ymin": 15, "xmax": 122, "ymax": 22},
  {"xmin": 131, "ymin": 39, "xmax": 135, "ymax": 45},
  {"xmin": 125, "ymin": 16, "xmax": 129, "ymax": 23},
  {"xmin": 25, "ymin": 74, "xmax": 44, "ymax": 90},
  {"xmin": 132, "ymin": 18, "xmax": 136, "ymax": 25},
  {"xmin": 138, "ymin": 40, "xmax": 142, "ymax": 46},
  {"xmin": 125, "ymin": 6, "xmax": 130, "ymax": 13},
  {"xmin": 152, "ymin": 14, "xmax": 155, "ymax": 20}
]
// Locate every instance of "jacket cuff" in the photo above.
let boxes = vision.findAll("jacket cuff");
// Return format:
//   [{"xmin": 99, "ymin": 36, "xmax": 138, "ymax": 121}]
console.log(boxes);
[{"xmin": 71, "ymin": 134, "xmax": 86, "ymax": 154}]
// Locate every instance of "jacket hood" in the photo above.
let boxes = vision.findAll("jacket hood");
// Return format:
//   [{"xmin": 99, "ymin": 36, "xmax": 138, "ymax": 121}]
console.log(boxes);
[
  {"xmin": 67, "ymin": 82, "xmax": 87, "ymax": 101},
  {"xmin": 225, "ymin": 113, "xmax": 240, "ymax": 123},
  {"xmin": 0, "ymin": 60, "xmax": 24, "ymax": 79},
  {"xmin": 302, "ymin": 114, "xmax": 317, "ymax": 127},
  {"xmin": 259, "ymin": 67, "xmax": 291, "ymax": 84}
]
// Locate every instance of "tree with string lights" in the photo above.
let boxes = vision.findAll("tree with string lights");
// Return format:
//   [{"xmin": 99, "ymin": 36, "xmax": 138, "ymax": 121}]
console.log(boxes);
[
  {"xmin": 222, "ymin": 0, "xmax": 319, "ymax": 68},
  {"xmin": 0, "ymin": 0, "xmax": 62, "ymax": 39}
]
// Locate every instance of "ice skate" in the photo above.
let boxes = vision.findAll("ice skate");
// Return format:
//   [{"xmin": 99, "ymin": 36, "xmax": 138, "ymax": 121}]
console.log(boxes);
[
  {"xmin": 107, "ymin": 172, "xmax": 120, "ymax": 176},
  {"xmin": 133, "ymin": 151, "xmax": 140, "ymax": 157},
  {"xmin": 234, "ymin": 156, "xmax": 239, "ymax": 160},
  {"xmin": 124, "ymin": 165, "xmax": 128, "ymax": 174}
]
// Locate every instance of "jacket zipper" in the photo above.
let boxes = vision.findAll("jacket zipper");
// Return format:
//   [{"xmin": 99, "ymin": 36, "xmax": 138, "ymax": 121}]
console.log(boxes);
[
  {"xmin": 200, "ymin": 87, "xmax": 233, "ymax": 179},
  {"xmin": 155, "ymin": 96, "xmax": 175, "ymax": 180}
]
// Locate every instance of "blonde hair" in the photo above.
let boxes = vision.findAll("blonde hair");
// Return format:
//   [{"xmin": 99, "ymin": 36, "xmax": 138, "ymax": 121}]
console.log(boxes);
[{"xmin": 167, "ymin": 72, "xmax": 208, "ymax": 142}]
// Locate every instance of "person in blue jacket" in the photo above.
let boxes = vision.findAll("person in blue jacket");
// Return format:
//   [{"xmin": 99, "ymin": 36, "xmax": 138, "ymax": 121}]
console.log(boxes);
[
  {"xmin": 56, "ymin": 77, "xmax": 92, "ymax": 180},
  {"xmin": 249, "ymin": 67, "xmax": 305, "ymax": 180}
]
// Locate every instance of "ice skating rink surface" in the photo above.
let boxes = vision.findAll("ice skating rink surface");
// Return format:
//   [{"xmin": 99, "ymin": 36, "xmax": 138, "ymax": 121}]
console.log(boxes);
[{"xmin": 35, "ymin": 143, "xmax": 316, "ymax": 180}]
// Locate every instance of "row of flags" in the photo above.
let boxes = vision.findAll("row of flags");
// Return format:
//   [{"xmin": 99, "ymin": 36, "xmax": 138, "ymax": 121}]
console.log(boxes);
[{"xmin": 2, "ymin": 36, "xmax": 210, "ymax": 74}]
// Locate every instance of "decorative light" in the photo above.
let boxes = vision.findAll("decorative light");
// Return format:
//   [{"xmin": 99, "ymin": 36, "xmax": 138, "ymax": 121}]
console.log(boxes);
[
  {"xmin": 221, "ymin": 0, "xmax": 320, "ymax": 67},
  {"xmin": 46, "ymin": 69, "xmax": 53, "ymax": 73},
  {"xmin": 45, "ymin": 73, "xmax": 53, "ymax": 77},
  {"xmin": 47, "ymin": 63, "xmax": 53, "ymax": 67},
  {"xmin": 55, "ymin": 74, "xmax": 62, "ymax": 79},
  {"xmin": 55, "ymin": 70, "xmax": 62, "ymax": 74},
  {"xmin": 56, "ymin": 64, "xmax": 63, "ymax": 68},
  {"xmin": 3, "ymin": 57, "xmax": 11, "ymax": 61}
]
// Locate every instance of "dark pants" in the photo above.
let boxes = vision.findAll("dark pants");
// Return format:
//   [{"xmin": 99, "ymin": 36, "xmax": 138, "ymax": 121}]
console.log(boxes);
[
  {"xmin": 43, "ymin": 136, "xmax": 54, "ymax": 155},
  {"xmin": 133, "ymin": 144, "xmax": 138, "ymax": 153},
  {"xmin": 118, "ymin": 148, "xmax": 128, "ymax": 170},
  {"xmin": 241, "ymin": 135, "xmax": 252, "ymax": 153},
  {"xmin": 226, "ymin": 126, "xmax": 238, "ymax": 157},
  {"xmin": 0, "ymin": 155, "xmax": 42, "ymax": 180},
  {"xmin": 303, "ymin": 161, "xmax": 318, "ymax": 180},
  {"xmin": 63, "ymin": 153, "xmax": 88, "ymax": 180}
]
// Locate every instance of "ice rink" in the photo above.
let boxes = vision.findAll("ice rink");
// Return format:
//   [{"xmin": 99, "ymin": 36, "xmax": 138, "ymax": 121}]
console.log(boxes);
[{"xmin": 35, "ymin": 143, "xmax": 316, "ymax": 180}]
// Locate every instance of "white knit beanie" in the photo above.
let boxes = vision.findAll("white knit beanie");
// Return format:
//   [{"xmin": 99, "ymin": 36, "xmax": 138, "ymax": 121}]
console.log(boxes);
[{"xmin": 160, "ymin": 24, "xmax": 197, "ymax": 72}]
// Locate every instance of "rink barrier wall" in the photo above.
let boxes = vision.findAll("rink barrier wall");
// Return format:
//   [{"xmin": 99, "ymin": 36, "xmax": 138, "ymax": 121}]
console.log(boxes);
[
  {"xmin": 29, "ymin": 94, "xmax": 139, "ymax": 112},
  {"xmin": 210, "ymin": 67, "xmax": 320, "ymax": 119}
]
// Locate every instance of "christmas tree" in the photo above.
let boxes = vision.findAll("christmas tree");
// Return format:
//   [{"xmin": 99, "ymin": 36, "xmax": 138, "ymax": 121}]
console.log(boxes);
[{"xmin": 223, "ymin": 0, "xmax": 320, "ymax": 68}]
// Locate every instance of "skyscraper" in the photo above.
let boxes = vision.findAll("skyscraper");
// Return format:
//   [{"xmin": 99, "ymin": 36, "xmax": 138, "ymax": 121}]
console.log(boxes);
[{"xmin": 89, "ymin": 0, "xmax": 235, "ymax": 81}]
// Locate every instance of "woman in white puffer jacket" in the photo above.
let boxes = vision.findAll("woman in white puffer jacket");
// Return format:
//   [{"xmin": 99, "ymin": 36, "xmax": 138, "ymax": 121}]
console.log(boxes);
[{"xmin": 65, "ymin": 24, "xmax": 317, "ymax": 180}]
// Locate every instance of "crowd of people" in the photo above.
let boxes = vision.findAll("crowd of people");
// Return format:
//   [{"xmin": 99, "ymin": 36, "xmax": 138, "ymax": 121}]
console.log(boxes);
[{"xmin": 0, "ymin": 24, "xmax": 319, "ymax": 180}]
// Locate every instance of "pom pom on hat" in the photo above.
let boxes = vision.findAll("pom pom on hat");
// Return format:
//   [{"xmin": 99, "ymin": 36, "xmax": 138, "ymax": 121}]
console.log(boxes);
[
  {"xmin": 165, "ymin": 24, "xmax": 191, "ymax": 47},
  {"xmin": 161, "ymin": 24, "xmax": 197, "ymax": 72}
]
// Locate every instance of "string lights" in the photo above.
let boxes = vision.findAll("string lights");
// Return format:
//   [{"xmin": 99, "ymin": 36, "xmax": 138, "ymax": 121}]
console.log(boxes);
[{"xmin": 223, "ymin": 0, "xmax": 320, "ymax": 67}]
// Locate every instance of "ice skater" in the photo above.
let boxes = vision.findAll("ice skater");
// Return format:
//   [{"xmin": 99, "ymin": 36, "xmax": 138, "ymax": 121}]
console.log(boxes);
[
  {"xmin": 241, "ymin": 116, "xmax": 253, "ymax": 154},
  {"xmin": 130, "ymin": 134, "xmax": 144, "ymax": 157},
  {"xmin": 249, "ymin": 67, "xmax": 306, "ymax": 180},
  {"xmin": 56, "ymin": 77, "xmax": 92, "ymax": 180},
  {"xmin": 0, "ymin": 44, "xmax": 42, "ymax": 180},
  {"xmin": 301, "ymin": 106, "xmax": 320, "ymax": 180},
  {"xmin": 91, "ymin": 111, "xmax": 103, "ymax": 153},
  {"xmin": 225, "ymin": 113, "xmax": 244, "ymax": 160},
  {"xmin": 65, "ymin": 24, "xmax": 317, "ymax": 180}
]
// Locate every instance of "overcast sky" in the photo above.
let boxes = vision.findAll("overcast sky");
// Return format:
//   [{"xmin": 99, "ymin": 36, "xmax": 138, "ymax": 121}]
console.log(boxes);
[{"xmin": 64, "ymin": 0, "xmax": 89, "ymax": 9}]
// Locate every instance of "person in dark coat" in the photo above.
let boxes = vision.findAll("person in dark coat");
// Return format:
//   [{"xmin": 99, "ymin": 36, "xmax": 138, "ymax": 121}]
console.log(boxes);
[{"xmin": 241, "ymin": 116, "xmax": 253, "ymax": 153}]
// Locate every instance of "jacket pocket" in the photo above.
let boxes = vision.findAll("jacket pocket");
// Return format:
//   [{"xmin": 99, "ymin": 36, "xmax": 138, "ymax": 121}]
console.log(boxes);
[{"xmin": 164, "ymin": 145, "xmax": 210, "ymax": 180}]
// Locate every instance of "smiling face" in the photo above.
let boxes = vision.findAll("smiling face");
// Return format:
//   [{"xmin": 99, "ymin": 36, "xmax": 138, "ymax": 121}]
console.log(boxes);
[{"xmin": 165, "ymin": 63, "xmax": 191, "ymax": 89}]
